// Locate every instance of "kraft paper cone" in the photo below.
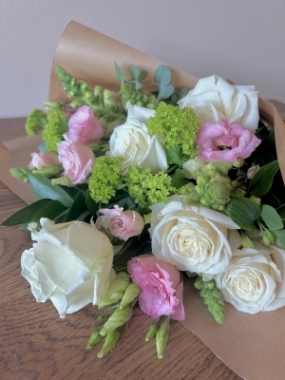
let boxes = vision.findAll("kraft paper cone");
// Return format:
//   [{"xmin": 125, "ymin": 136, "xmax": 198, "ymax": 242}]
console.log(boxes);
[{"xmin": 1, "ymin": 20, "xmax": 285, "ymax": 380}]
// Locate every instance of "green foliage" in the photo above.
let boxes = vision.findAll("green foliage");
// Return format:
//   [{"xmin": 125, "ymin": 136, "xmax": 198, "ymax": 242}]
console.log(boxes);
[
  {"xmin": 88, "ymin": 156, "xmax": 123, "ymax": 204},
  {"xmin": 225, "ymin": 197, "xmax": 260, "ymax": 231},
  {"xmin": 194, "ymin": 276, "xmax": 224, "ymax": 324},
  {"xmin": 10, "ymin": 167, "xmax": 31, "ymax": 183},
  {"xmin": 247, "ymin": 160, "xmax": 279, "ymax": 197},
  {"xmin": 28, "ymin": 173, "xmax": 73, "ymax": 207},
  {"xmin": 25, "ymin": 109, "xmax": 47, "ymax": 135},
  {"xmin": 125, "ymin": 166, "xmax": 176, "ymax": 208},
  {"xmin": 147, "ymin": 103, "xmax": 199, "ymax": 160},
  {"xmin": 260, "ymin": 205, "xmax": 283, "ymax": 230},
  {"xmin": 154, "ymin": 65, "xmax": 174, "ymax": 101},
  {"xmin": 42, "ymin": 110, "xmax": 68, "ymax": 152}
]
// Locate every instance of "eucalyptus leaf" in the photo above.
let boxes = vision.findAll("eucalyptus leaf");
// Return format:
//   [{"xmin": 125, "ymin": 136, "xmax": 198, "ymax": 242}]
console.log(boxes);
[
  {"xmin": 37, "ymin": 141, "xmax": 48, "ymax": 153},
  {"xmin": 137, "ymin": 70, "xmax": 148, "ymax": 82},
  {"xmin": 157, "ymin": 84, "xmax": 174, "ymax": 101},
  {"xmin": 273, "ymin": 229, "xmax": 285, "ymax": 249},
  {"xmin": 28, "ymin": 173, "xmax": 73, "ymax": 207},
  {"xmin": 114, "ymin": 62, "xmax": 126, "ymax": 83},
  {"xmin": 247, "ymin": 160, "xmax": 279, "ymax": 197},
  {"xmin": 129, "ymin": 65, "xmax": 140, "ymax": 80},
  {"xmin": 225, "ymin": 197, "xmax": 260, "ymax": 231},
  {"xmin": 1, "ymin": 199, "xmax": 51, "ymax": 226},
  {"xmin": 154, "ymin": 65, "xmax": 172, "ymax": 85},
  {"xmin": 260, "ymin": 204, "xmax": 283, "ymax": 230}
]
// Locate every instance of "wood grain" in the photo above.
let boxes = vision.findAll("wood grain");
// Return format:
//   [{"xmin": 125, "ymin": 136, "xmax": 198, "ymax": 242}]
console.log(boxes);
[{"xmin": 6, "ymin": 114, "xmax": 283, "ymax": 380}]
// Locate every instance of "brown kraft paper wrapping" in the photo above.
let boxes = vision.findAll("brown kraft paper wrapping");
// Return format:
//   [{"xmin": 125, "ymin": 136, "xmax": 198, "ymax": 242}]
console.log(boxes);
[{"xmin": 1, "ymin": 21, "xmax": 285, "ymax": 380}]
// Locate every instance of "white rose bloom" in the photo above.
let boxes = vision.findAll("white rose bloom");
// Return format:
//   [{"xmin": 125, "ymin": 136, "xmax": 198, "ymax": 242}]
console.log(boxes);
[
  {"xmin": 178, "ymin": 75, "xmax": 259, "ymax": 130},
  {"xmin": 108, "ymin": 103, "xmax": 168, "ymax": 173},
  {"xmin": 149, "ymin": 195, "xmax": 241, "ymax": 279},
  {"xmin": 21, "ymin": 218, "xmax": 115, "ymax": 318},
  {"xmin": 216, "ymin": 242, "xmax": 285, "ymax": 314}
]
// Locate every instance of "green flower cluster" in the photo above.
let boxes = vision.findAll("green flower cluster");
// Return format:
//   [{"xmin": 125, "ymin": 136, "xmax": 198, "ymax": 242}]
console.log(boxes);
[
  {"xmin": 194, "ymin": 276, "xmax": 224, "ymax": 324},
  {"xmin": 126, "ymin": 166, "xmax": 176, "ymax": 208},
  {"xmin": 120, "ymin": 83, "xmax": 157, "ymax": 109},
  {"xmin": 88, "ymin": 156, "xmax": 123, "ymax": 204},
  {"xmin": 42, "ymin": 110, "xmax": 68, "ymax": 153},
  {"xmin": 147, "ymin": 103, "xmax": 199, "ymax": 160},
  {"xmin": 25, "ymin": 109, "xmax": 47, "ymax": 135},
  {"xmin": 186, "ymin": 163, "xmax": 232, "ymax": 211}
]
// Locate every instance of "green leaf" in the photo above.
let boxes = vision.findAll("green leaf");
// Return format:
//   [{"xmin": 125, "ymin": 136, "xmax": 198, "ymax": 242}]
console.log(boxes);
[
  {"xmin": 165, "ymin": 146, "xmax": 183, "ymax": 165},
  {"xmin": 64, "ymin": 192, "xmax": 88, "ymax": 222},
  {"xmin": 154, "ymin": 65, "xmax": 172, "ymax": 85},
  {"xmin": 114, "ymin": 62, "xmax": 126, "ymax": 83},
  {"xmin": 157, "ymin": 84, "xmax": 174, "ymax": 101},
  {"xmin": 260, "ymin": 204, "xmax": 283, "ymax": 230},
  {"xmin": 273, "ymin": 230, "xmax": 285, "ymax": 249},
  {"xmin": 277, "ymin": 203, "xmax": 285, "ymax": 220},
  {"xmin": 1, "ymin": 199, "xmax": 51, "ymax": 226},
  {"xmin": 225, "ymin": 197, "xmax": 260, "ymax": 231},
  {"xmin": 171, "ymin": 169, "xmax": 187, "ymax": 189},
  {"xmin": 28, "ymin": 173, "xmax": 73, "ymax": 207},
  {"xmin": 137, "ymin": 70, "xmax": 147, "ymax": 82},
  {"xmin": 85, "ymin": 190, "xmax": 99, "ymax": 216},
  {"xmin": 247, "ymin": 160, "xmax": 279, "ymax": 197},
  {"xmin": 31, "ymin": 200, "xmax": 68, "ymax": 224},
  {"xmin": 129, "ymin": 65, "xmax": 140, "ymax": 80}
]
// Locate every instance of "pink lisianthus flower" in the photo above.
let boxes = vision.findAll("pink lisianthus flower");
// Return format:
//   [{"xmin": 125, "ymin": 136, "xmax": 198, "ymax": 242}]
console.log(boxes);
[
  {"xmin": 28, "ymin": 152, "xmax": 59, "ymax": 169},
  {"xmin": 57, "ymin": 141, "xmax": 95, "ymax": 184},
  {"xmin": 196, "ymin": 118, "xmax": 261, "ymax": 163},
  {"xmin": 127, "ymin": 255, "xmax": 185, "ymax": 320},
  {"xmin": 96, "ymin": 205, "xmax": 144, "ymax": 241},
  {"xmin": 64, "ymin": 105, "xmax": 104, "ymax": 145}
]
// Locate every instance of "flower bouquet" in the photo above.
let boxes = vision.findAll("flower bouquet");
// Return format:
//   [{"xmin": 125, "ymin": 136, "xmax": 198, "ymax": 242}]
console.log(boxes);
[{"xmin": 1, "ymin": 21, "xmax": 285, "ymax": 378}]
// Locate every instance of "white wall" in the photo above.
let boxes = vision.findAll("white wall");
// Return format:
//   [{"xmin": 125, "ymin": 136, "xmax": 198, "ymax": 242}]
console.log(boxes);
[{"xmin": 0, "ymin": 0, "xmax": 284, "ymax": 118}]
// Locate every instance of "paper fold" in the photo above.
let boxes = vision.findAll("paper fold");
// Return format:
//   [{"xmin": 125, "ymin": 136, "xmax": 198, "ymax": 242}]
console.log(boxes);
[{"xmin": 1, "ymin": 20, "xmax": 285, "ymax": 380}]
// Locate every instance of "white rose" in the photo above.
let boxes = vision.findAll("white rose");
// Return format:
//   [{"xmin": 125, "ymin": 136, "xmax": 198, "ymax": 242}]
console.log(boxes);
[
  {"xmin": 21, "ymin": 218, "xmax": 115, "ymax": 318},
  {"xmin": 216, "ymin": 242, "xmax": 285, "ymax": 314},
  {"xmin": 178, "ymin": 75, "xmax": 259, "ymax": 130},
  {"xmin": 108, "ymin": 103, "xmax": 168, "ymax": 172},
  {"xmin": 149, "ymin": 195, "xmax": 241, "ymax": 279}
]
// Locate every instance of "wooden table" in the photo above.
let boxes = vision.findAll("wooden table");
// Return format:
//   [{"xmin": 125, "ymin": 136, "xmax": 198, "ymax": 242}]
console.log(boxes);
[{"xmin": 1, "ymin": 116, "xmax": 271, "ymax": 380}]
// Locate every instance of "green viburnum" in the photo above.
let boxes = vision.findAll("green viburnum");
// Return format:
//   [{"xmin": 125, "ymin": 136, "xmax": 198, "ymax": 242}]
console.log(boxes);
[
  {"xmin": 88, "ymin": 156, "xmax": 123, "ymax": 204},
  {"xmin": 126, "ymin": 166, "xmax": 176, "ymax": 209},
  {"xmin": 147, "ymin": 103, "xmax": 199, "ymax": 160},
  {"xmin": 42, "ymin": 110, "xmax": 68, "ymax": 153},
  {"xmin": 25, "ymin": 109, "xmax": 47, "ymax": 135},
  {"xmin": 194, "ymin": 276, "xmax": 224, "ymax": 324}
]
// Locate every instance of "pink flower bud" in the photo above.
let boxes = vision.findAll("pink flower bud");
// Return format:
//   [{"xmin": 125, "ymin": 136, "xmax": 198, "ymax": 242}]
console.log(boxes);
[
  {"xmin": 28, "ymin": 152, "xmax": 59, "ymax": 169},
  {"xmin": 64, "ymin": 105, "xmax": 104, "ymax": 145},
  {"xmin": 96, "ymin": 205, "xmax": 144, "ymax": 241},
  {"xmin": 57, "ymin": 141, "xmax": 95, "ymax": 184}
]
